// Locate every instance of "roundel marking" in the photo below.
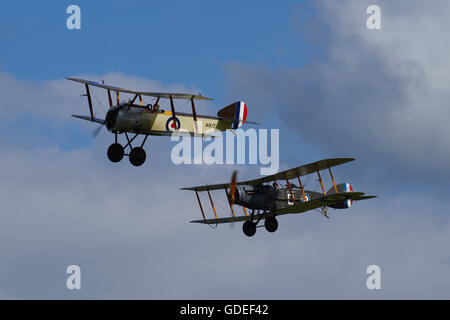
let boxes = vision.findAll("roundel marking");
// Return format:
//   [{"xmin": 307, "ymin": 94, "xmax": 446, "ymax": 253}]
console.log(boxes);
[
  {"xmin": 166, "ymin": 117, "xmax": 181, "ymax": 131},
  {"xmin": 301, "ymin": 193, "xmax": 311, "ymax": 203}
]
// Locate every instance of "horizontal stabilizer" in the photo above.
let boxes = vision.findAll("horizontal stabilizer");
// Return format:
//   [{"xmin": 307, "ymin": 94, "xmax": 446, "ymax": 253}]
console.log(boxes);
[
  {"xmin": 221, "ymin": 119, "xmax": 259, "ymax": 125},
  {"xmin": 274, "ymin": 192, "xmax": 374, "ymax": 215},
  {"xmin": 354, "ymin": 195, "xmax": 377, "ymax": 200}
]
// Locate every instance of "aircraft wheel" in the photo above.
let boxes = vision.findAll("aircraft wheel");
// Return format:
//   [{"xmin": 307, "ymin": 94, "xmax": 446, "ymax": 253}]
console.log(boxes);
[
  {"xmin": 107, "ymin": 143, "xmax": 124, "ymax": 163},
  {"xmin": 129, "ymin": 147, "xmax": 146, "ymax": 166},
  {"xmin": 264, "ymin": 216, "xmax": 278, "ymax": 233},
  {"xmin": 243, "ymin": 221, "xmax": 257, "ymax": 237}
]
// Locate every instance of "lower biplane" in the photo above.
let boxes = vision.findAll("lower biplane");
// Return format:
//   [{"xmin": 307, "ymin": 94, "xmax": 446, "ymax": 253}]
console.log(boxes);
[
  {"xmin": 67, "ymin": 77, "xmax": 251, "ymax": 166},
  {"xmin": 182, "ymin": 158, "xmax": 376, "ymax": 237}
]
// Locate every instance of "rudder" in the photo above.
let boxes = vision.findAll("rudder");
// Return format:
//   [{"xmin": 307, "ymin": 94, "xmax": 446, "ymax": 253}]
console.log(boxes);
[{"xmin": 217, "ymin": 101, "xmax": 247, "ymax": 129}]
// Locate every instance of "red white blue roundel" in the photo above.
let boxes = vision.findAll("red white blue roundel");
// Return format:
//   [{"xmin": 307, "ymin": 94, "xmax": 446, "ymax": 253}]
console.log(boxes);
[
  {"xmin": 301, "ymin": 193, "xmax": 310, "ymax": 203},
  {"xmin": 166, "ymin": 117, "xmax": 180, "ymax": 131}
]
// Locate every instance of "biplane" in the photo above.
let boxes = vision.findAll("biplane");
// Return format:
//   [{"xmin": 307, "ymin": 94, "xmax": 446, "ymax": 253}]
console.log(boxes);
[
  {"xmin": 67, "ymin": 77, "xmax": 250, "ymax": 166},
  {"xmin": 182, "ymin": 158, "xmax": 376, "ymax": 237}
]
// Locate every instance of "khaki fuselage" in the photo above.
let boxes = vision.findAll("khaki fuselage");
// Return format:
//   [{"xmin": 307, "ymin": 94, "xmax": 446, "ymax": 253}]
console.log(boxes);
[{"xmin": 107, "ymin": 105, "xmax": 233, "ymax": 136}]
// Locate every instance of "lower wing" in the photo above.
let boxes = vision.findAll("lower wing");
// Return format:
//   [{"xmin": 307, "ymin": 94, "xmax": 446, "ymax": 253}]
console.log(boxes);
[{"xmin": 191, "ymin": 192, "xmax": 376, "ymax": 225}]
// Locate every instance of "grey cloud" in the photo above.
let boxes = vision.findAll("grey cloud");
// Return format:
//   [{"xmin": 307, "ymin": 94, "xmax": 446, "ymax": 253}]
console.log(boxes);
[
  {"xmin": 224, "ymin": 0, "xmax": 450, "ymax": 180},
  {"xmin": 2, "ymin": 146, "xmax": 450, "ymax": 299}
]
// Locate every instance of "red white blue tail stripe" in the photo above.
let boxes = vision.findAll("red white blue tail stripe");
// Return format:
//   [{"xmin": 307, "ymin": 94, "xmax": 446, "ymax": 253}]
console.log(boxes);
[
  {"xmin": 343, "ymin": 182, "xmax": 354, "ymax": 207},
  {"xmin": 233, "ymin": 101, "xmax": 247, "ymax": 129}
]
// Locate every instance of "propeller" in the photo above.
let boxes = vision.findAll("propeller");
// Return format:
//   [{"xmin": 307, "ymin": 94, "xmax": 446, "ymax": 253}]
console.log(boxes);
[
  {"xmin": 91, "ymin": 102, "xmax": 125, "ymax": 139},
  {"xmin": 90, "ymin": 80, "xmax": 112, "ymax": 138},
  {"xmin": 91, "ymin": 121, "xmax": 105, "ymax": 138}
]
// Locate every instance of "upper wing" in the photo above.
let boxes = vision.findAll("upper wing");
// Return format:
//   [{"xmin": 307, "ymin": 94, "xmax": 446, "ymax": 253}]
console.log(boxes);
[
  {"xmin": 241, "ymin": 158, "xmax": 355, "ymax": 185},
  {"xmin": 67, "ymin": 77, "xmax": 213, "ymax": 101},
  {"xmin": 181, "ymin": 158, "xmax": 355, "ymax": 192}
]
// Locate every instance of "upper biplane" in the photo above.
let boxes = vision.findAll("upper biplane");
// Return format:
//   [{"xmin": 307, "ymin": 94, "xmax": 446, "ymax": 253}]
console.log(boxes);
[
  {"xmin": 67, "ymin": 77, "xmax": 250, "ymax": 166},
  {"xmin": 182, "ymin": 158, "xmax": 376, "ymax": 237}
]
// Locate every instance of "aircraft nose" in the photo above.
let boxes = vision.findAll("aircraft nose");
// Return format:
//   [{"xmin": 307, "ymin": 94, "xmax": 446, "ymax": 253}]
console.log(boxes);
[{"xmin": 105, "ymin": 107, "xmax": 120, "ymax": 130}]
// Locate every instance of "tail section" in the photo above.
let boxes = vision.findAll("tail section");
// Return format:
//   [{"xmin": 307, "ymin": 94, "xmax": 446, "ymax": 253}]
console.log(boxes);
[
  {"xmin": 217, "ymin": 101, "xmax": 248, "ymax": 129},
  {"xmin": 327, "ymin": 182, "xmax": 354, "ymax": 209}
]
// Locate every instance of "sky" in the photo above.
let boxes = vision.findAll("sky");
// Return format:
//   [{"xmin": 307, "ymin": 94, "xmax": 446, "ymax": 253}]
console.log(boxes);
[{"xmin": 1, "ymin": 0, "xmax": 450, "ymax": 299}]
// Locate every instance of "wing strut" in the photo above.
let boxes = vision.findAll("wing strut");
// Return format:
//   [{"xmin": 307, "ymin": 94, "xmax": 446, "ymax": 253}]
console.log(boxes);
[
  {"xmin": 191, "ymin": 98, "xmax": 199, "ymax": 134},
  {"xmin": 130, "ymin": 94, "xmax": 139, "ymax": 104},
  {"xmin": 328, "ymin": 167, "xmax": 338, "ymax": 193},
  {"xmin": 285, "ymin": 176, "xmax": 294, "ymax": 205},
  {"xmin": 316, "ymin": 167, "xmax": 326, "ymax": 196},
  {"xmin": 224, "ymin": 187, "xmax": 236, "ymax": 217},
  {"xmin": 116, "ymin": 91, "xmax": 120, "ymax": 106},
  {"xmin": 169, "ymin": 95, "xmax": 178, "ymax": 130},
  {"xmin": 154, "ymin": 97, "xmax": 160, "ymax": 111},
  {"xmin": 297, "ymin": 177, "xmax": 307, "ymax": 202},
  {"xmin": 102, "ymin": 80, "xmax": 113, "ymax": 108},
  {"xmin": 207, "ymin": 190, "xmax": 218, "ymax": 219},
  {"xmin": 194, "ymin": 189, "xmax": 206, "ymax": 222},
  {"xmin": 316, "ymin": 168, "xmax": 330, "ymax": 218},
  {"xmin": 84, "ymin": 84, "xmax": 94, "ymax": 121}
]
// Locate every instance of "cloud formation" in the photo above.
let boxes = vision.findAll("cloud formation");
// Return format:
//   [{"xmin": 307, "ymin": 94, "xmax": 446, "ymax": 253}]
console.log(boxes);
[{"xmin": 225, "ymin": 0, "xmax": 450, "ymax": 179}]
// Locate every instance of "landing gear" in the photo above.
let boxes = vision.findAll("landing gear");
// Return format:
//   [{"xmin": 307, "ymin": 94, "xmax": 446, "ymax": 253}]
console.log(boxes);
[
  {"xmin": 129, "ymin": 147, "xmax": 146, "ymax": 167},
  {"xmin": 106, "ymin": 133, "xmax": 149, "ymax": 166},
  {"xmin": 264, "ymin": 216, "xmax": 278, "ymax": 233},
  {"xmin": 242, "ymin": 211, "xmax": 279, "ymax": 237},
  {"xmin": 243, "ymin": 220, "xmax": 257, "ymax": 237},
  {"xmin": 107, "ymin": 143, "xmax": 124, "ymax": 162}
]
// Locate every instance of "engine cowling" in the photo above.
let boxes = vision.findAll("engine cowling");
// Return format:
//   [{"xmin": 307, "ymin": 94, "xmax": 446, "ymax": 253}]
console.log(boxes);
[
  {"xmin": 233, "ymin": 185, "xmax": 275, "ymax": 210},
  {"xmin": 327, "ymin": 182, "xmax": 353, "ymax": 209}
]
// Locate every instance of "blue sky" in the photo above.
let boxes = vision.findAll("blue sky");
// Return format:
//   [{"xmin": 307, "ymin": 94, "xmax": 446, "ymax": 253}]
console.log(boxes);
[
  {"xmin": 0, "ymin": 0, "xmax": 315, "ymax": 154},
  {"xmin": 0, "ymin": 0, "xmax": 312, "ymax": 98}
]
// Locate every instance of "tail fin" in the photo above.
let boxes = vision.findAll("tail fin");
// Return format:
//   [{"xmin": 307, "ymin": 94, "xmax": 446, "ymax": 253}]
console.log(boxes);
[
  {"xmin": 217, "ymin": 101, "xmax": 248, "ymax": 129},
  {"xmin": 327, "ymin": 182, "xmax": 354, "ymax": 209}
]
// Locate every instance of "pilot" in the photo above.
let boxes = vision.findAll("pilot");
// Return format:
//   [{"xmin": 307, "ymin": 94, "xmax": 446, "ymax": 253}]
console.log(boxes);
[{"xmin": 272, "ymin": 182, "xmax": 278, "ymax": 189}]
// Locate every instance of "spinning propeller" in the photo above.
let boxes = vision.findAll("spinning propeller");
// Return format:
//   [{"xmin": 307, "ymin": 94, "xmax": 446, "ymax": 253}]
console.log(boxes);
[
  {"xmin": 91, "ymin": 121, "xmax": 105, "ymax": 138},
  {"xmin": 91, "ymin": 81, "xmax": 122, "ymax": 138}
]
